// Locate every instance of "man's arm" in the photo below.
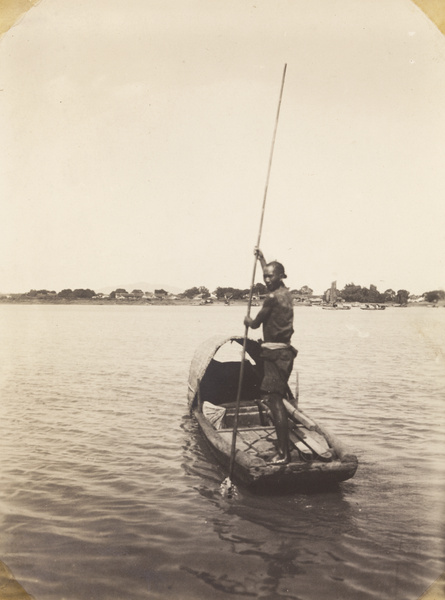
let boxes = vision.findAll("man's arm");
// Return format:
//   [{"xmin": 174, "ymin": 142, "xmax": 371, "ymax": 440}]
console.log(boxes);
[{"xmin": 244, "ymin": 296, "xmax": 273, "ymax": 329}]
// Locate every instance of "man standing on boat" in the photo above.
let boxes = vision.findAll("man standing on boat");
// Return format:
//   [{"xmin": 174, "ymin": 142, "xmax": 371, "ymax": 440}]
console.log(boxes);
[{"xmin": 244, "ymin": 248, "xmax": 297, "ymax": 465}]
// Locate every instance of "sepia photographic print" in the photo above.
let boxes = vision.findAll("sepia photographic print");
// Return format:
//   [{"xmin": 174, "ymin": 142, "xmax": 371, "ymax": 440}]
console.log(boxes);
[{"xmin": 1, "ymin": 1, "xmax": 444, "ymax": 599}]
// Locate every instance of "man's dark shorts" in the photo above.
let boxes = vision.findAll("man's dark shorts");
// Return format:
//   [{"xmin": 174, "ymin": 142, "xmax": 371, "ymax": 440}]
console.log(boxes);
[{"xmin": 260, "ymin": 345, "xmax": 298, "ymax": 396}]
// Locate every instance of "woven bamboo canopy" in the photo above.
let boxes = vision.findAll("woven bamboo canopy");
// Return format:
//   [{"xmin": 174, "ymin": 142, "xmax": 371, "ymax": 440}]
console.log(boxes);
[{"xmin": 187, "ymin": 335, "xmax": 262, "ymax": 411}]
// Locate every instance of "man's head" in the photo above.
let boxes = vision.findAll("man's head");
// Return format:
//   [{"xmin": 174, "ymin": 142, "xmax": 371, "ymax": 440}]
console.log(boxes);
[{"xmin": 263, "ymin": 261, "xmax": 287, "ymax": 291}]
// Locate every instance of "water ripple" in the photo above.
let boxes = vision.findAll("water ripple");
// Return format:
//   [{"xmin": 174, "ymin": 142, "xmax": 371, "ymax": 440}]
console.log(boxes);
[{"xmin": 0, "ymin": 304, "xmax": 444, "ymax": 599}]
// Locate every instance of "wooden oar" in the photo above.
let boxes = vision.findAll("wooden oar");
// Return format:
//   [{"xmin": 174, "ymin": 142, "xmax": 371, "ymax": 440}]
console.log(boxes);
[
  {"xmin": 282, "ymin": 398, "xmax": 316, "ymax": 430},
  {"xmin": 289, "ymin": 429, "xmax": 313, "ymax": 460},
  {"xmin": 291, "ymin": 425, "xmax": 332, "ymax": 461},
  {"xmin": 221, "ymin": 64, "xmax": 288, "ymax": 498},
  {"xmin": 283, "ymin": 399, "xmax": 332, "ymax": 460}
]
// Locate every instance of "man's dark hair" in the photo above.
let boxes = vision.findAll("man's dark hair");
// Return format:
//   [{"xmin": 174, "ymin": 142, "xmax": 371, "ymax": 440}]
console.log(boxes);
[{"xmin": 267, "ymin": 261, "xmax": 287, "ymax": 279}]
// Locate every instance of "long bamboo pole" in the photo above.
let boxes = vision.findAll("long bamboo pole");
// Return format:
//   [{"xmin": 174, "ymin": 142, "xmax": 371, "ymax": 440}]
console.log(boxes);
[{"xmin": 222, "ymin": 64, "xmax": 287, "ymax": 497}]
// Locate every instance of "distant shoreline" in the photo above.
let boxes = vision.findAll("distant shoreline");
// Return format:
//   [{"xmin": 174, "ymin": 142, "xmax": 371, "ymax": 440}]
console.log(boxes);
[{"xmin": 0, "ymin": 297, "xmax": 443, "ymax": 308}]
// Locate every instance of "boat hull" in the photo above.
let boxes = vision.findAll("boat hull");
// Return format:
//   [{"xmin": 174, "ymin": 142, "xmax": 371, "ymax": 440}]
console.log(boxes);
[
  {"xmin": 194, "ymin": 409, "xmax": 357, "ymax": 491},
  {"xmin": 188, "ymin": 335, "xmax": 358, "ymax": 492}
]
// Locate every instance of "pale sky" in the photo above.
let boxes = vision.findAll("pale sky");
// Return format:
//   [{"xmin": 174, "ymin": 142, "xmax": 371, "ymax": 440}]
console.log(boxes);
[{"xmin": 1, "ymin": 0, "xmax": 444, "ymax": 295}]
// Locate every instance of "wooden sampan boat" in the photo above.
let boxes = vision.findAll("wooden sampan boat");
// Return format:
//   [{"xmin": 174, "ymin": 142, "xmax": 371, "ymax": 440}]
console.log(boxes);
[{"xmin": 187, "ymin": 335, "xmax": 358, "ymax": 492}]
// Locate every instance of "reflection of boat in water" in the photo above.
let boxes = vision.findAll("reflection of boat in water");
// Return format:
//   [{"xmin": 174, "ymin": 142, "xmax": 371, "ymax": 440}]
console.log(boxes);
[
  {"xmin": 322, "ymin": 281, "xmax": 351, "ymax": 310},
  {"xmin": 187, "ymin": 335, "xmax": 358, "ymax": 492}
]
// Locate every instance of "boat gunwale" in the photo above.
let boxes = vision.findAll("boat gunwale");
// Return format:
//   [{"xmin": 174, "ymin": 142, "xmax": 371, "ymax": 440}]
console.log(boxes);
[{"xmin": 192, "ymin": 404, "xmax": 358, "ymax": 488}]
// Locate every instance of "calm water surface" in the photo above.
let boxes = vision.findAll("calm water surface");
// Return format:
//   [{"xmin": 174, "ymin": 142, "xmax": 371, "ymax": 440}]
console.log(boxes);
[{"xmin": 0, "ymin": 304, "xmax": 444, "ymax": 600}]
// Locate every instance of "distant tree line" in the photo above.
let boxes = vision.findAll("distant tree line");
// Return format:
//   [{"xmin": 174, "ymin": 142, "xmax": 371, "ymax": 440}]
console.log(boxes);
[
  {"xmin": 10, "ymin": 286, "xmax": 445, "ymax": 304},
  {"xmin": 22, "ymin": 288, "xmax": 96, "ymax": 299},
  {"xmin": 333, "ymin": 284, "xmax": 411, "ymax": 305},
  {"xmin": 423, "ymin": 290, "xmax": 445, "ymax": 303},
  {"xmin": 179, "ymin": 284, "xmax": 268, "ymax": 300},
  {"xmin": 324, "ymin": 285, "xmax": 445, "ymax": 305},
  {"xmin": 58, "ymin": 288, "xmax": 96, "ymax": 299}
]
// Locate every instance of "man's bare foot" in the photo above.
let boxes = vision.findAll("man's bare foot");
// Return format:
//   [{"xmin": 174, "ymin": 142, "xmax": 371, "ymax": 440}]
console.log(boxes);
[{"xmin": 267, "ymin": 453, "xmax": 290, "ymax": 465}]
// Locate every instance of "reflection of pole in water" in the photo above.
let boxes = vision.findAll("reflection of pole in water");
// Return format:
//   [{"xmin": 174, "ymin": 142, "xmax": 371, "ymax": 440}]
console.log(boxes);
[
  {"xmin": 181, "ymin": 418, "xmax": 358, "ymax": 597},
  {"xmin": 180, "ymin": 489, "xmax": 356, "ymax": 598}
]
